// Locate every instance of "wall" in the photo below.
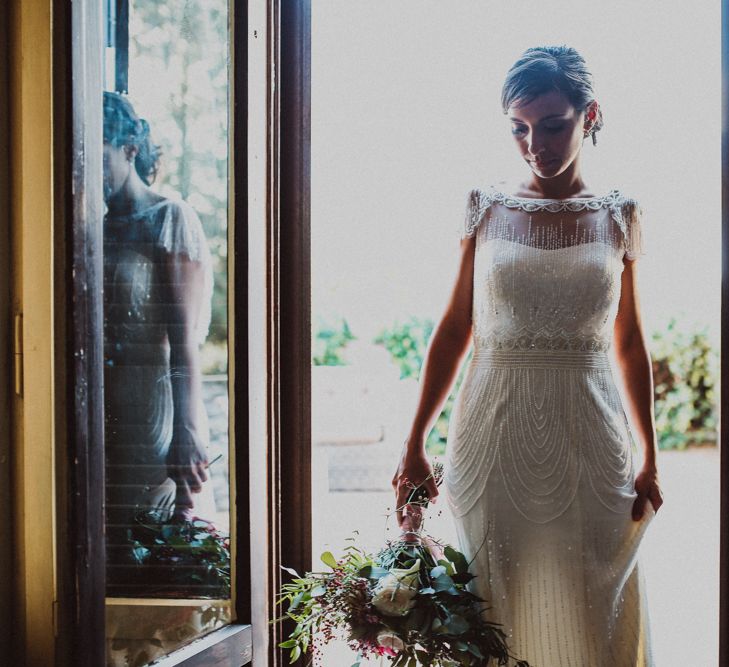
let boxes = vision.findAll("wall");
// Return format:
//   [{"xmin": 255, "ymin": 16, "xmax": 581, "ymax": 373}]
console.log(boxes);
[{"xmin": 0, "ymin": 0, "xmax": 13, "ymax": 659}]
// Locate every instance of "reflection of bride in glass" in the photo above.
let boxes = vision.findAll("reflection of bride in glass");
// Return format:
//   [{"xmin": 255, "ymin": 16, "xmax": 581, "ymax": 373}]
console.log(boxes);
[{"xmin": 102, "ymin": 91, "xmax": 214, "ymax": 573}]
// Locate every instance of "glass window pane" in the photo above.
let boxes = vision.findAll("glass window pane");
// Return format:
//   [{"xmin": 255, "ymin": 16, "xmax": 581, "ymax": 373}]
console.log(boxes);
[{"xmin": 102, "ymin": 1, "xmax": 232, "ymax": 663}]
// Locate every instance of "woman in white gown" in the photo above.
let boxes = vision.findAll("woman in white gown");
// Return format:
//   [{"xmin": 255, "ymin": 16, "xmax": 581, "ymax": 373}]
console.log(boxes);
[
  {"xmin": 392, "ymin": 46, "xmax": 663, "ymax": 666},
  {"xmin": 102, "ymin": 93, "xmax": 215, "ymax": 589}
]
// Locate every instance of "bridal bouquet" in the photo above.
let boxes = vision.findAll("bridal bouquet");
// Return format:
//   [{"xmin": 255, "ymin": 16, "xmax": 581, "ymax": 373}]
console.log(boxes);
[{"xmin": 272, "ymin": 463, "xmax": 529, "ymax": 667}]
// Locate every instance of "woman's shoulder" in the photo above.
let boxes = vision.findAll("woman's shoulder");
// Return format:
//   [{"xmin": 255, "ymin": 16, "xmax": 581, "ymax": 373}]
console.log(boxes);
[
  {"xmin": 156, "ymin": 196, "xmax": 210, "ymax": 261},
  {"xmin": 154, "ymin": 195, "xmax": 201, "ymax": 220}
]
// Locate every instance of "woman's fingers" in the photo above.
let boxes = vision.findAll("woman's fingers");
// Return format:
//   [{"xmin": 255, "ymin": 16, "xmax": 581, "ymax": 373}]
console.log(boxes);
[
  {"xmin": 427, "ymin": 478, "xmax": 440, "ymax": 503},
  {"xmin": 392, "ymin": 454, "xmax": 442, "ymax": 526},
  {"xmin": 631, "ymin": 492, "xmax": 647, "ymax": 521},
  {"xmin": 174, "ymin": 479, "xmax": 194, "ymax": 520},
  {"xmin": 197, "ymin": 462, "xmax": 209, "ymax": 484},
  {"xmin": 648, "ymin": 483, "xmax": 664, "ymax": 512},
  {"xmin": 395, "ymin": 477, "xmax": 411, "ymax": 527},
  {"xmin": 400, "ymin": 513, "xmax": 420, "ymax": 542},
  {"xmin": 633, "ymin": 483, "xmax": 663, "ymax": 520},
  {"xmin": 188, "ymin": 465, "xmax": 206, "ymax": 492},
  {"xmin": 170, "ymin": 463, "xmax": 206, "ymax": 495}
]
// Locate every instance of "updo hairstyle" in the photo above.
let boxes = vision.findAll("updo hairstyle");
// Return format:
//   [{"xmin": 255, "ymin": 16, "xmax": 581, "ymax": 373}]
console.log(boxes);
[
  {"xmin": 103, "ymin": 91, "xmax": 162, "ymax": 184},
  {"xmin": 500, "ymin": 45, "xmax": 604, "ymax": 145}
]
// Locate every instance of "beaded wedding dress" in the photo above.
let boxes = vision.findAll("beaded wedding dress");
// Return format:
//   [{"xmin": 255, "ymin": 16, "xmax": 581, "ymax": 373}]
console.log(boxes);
[
  {"xmin": 443, "ymin": 184, "xmax": 656, "ymax": 667},
  {"xmin": 104, "ymin": 198, "xmax": 214, "ymax": 585}
]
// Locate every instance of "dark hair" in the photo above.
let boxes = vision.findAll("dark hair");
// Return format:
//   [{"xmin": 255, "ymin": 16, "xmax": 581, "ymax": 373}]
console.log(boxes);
[
  {"xmin": 103, "ymin": 91, "xmax": 162, "ymax": 184},
  {"xmin": 501, "ymin": 45, "xmax": 604, "ymax": 145}
]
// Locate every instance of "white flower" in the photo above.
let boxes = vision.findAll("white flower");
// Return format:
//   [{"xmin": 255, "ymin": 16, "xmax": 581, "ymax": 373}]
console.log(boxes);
[
  {"xmin": 376, "ymin": 628, "xmax": 406, "ymax": 652},
  {"xmin": 371, "ymin": 558, "xmax": 421, "ymax": 617}
]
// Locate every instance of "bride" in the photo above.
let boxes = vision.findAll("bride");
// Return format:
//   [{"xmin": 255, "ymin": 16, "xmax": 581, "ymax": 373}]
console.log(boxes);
[{"xmin": 392, "ymin": 45, "xmax": 663, "ymax": 666}]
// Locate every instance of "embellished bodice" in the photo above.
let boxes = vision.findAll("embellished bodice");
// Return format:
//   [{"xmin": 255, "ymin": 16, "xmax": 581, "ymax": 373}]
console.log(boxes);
[
  {"xmin": 445, "ymin": 185, "xmax": 655, "ymax": 667},
  {"xmin": 103, "ymin": 197, "xmax": 214, "ymax": 365},
  {"xmin": 461, "ymin": 185, "xmax": 645, "ymax": 353}
]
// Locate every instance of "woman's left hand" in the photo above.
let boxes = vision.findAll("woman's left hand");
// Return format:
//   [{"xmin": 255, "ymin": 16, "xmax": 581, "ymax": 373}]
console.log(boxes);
[
  {"xmin": 167, "ymin": 425, "xmax": 209, "ymax": 521},
  {"xmin": 632, "ymin": 465, "xmax": 663, "ymax": 521}
]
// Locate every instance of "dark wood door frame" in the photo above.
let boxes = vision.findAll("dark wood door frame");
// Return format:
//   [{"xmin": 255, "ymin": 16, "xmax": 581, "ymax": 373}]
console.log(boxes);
[
  {"xmin": 720, "ymin": 0, "xmax": 728, "ymax": 663},
  {"xmin": 269, "ymin": 1, "xmax": 312, "ymax": 664},
  {"xmin": 64, "ymin": 0, "xmax": 106, "ymax": 663}
]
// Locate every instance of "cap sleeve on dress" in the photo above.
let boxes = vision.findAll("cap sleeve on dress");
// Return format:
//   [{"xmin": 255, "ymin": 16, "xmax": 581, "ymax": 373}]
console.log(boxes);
[
  {"xmin": 158, "ymin": 199, "xmax": 210, "ymax": 263},
  {"xmin": 157, "ymin": 199, "xmax": 214, "ymax": 345},
  {"xmin": 461, "ymin": 187, "xmax": 492, "ymax": 240},
  {"xmin": 620, "ymin": 196, "xmax": 645, "ymax": 260}
]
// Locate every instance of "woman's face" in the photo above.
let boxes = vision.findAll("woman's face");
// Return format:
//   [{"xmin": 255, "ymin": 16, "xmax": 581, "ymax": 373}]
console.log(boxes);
[
  {"xmin": 507, "ymin": 90, "xmax": 593, "ymax": 179},
  {"xmin": 103, "ymin": 141, "xmax": 133, "ymax": 202}
]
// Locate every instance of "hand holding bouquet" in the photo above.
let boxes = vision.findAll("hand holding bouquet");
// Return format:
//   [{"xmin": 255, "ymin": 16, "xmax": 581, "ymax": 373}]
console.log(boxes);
[{"xmin": 272, "ymin": 462, "xmax": 529, "ymax": 666}]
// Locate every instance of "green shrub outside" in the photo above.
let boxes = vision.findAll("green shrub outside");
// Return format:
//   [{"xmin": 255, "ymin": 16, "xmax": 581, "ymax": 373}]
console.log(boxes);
[
  {"xmin": 373, "ymin": 317, "xmax": 468, "ymax": 456},
  {"xmin": 650, "ymin": 317, "xmax": 718, "ymax": 449},
  {"xmin": 312, "ymin": 317, "xmax": 357, "ymax": 366}
]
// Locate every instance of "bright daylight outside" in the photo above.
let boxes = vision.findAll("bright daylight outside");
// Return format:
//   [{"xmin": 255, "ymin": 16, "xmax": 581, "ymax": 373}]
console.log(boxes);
[{"xmin": 304, "ymin": 2, "xmax": 720, "ymax": 666}]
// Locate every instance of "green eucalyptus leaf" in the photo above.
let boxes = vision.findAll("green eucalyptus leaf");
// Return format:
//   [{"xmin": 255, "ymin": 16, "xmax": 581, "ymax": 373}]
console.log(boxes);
[
  {"xmin": 432, "ymin": 573, "xmax": 455, "ymax": 591},
  {"xmin": 468, "ymin": 644, "xmax": 484, "ymax": 658},
  {"xmin": 444, "ymin": 545, "xmax": 469, "ymax": 574},
  {"xmin": 288, "ymin": 592, "xmax": 304, "ymax": 611},
  {"xmin": 444, "ymin": 613, "xmax": 469, "ymax": 634},
  {"xmin": 320, "ymin": 551, "xmax": 338, "ymax": 569},
  {"xmin": 451, "ymin": 572, "xmax": 474, "ymax": 585}
]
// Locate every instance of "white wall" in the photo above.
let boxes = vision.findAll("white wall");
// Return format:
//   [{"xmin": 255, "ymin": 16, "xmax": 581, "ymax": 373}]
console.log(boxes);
[{"xmin": 312, "ymin": 0, "xmax": 721, "ymax": 346}]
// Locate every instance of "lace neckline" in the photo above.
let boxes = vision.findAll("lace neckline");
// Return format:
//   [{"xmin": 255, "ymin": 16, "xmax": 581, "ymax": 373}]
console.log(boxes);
[
  {"xmin": 485, "ymin": 187, "xmax": 622, "ymax": 213},
  {"xmin": 496, "ymin": 189, "xmax": 618, "ymax": 202}
]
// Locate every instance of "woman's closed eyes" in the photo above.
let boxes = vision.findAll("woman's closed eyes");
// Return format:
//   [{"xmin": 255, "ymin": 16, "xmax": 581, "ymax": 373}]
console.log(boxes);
[{"xmin": 511, "ymin": 124, "xmax": 566, "ymax": 135}]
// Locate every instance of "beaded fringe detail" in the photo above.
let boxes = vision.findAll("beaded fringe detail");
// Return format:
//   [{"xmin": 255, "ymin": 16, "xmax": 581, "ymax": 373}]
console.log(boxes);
[{"xmin": 460, "ymin": 185, "xmax": 646, "ymax": 261}]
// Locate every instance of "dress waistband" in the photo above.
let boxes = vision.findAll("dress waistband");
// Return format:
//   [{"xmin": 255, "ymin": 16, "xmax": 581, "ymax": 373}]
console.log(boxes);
[{"xmin": 471, "ymin": 348, "xmax": 611, "ymax": 370}]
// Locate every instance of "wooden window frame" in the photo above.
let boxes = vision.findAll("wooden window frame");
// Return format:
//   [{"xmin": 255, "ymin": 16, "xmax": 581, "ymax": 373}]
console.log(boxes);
[
  {"xmin": 721, "ymin": 0, "xmax": 729, "ymax": 663},
  {"xmin": 53, "ymin": 0, "xmax": 310, "ymax": 665}
]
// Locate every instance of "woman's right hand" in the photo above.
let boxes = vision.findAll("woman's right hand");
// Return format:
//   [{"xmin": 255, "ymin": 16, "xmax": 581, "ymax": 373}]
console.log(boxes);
[
  {"xmin": 167, "ymin": 425, "xmax": 209, "ymax": 521},
  {"xmin": 391, "ymin": 438, "xmax": 440, "ymax": 537}
]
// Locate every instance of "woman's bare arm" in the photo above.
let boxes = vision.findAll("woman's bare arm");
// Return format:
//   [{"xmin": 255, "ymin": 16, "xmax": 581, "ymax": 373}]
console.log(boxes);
[
  {"xmin": 613, "ymin": 256, "xmax": 663, "ymax": 519},
  {"xmin": 405, "ymin": 238, "xmax": 476, "ymax": 446},
  {"xmin": 392, "ymin": 235, "xmax": 476, "ymax": 527},
  {"xmin": 164, "ymin": 252, "xmax": 210, "ymax": 519}
]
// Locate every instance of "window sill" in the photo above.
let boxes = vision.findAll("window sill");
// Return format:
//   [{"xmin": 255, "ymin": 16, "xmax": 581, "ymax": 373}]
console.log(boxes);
[{"xmin": 150, "ymin": 624, "xmax": 252, "ymax": 666}]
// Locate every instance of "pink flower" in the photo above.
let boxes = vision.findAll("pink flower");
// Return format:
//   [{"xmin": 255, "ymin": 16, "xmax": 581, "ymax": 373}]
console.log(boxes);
[
  {"xmin": 375, "ymin": 628, "xmax": 405, "ymax": 655},
  {"xmin": 376, "ymin": 645, "xmax": 399, "ymax": 657}
]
